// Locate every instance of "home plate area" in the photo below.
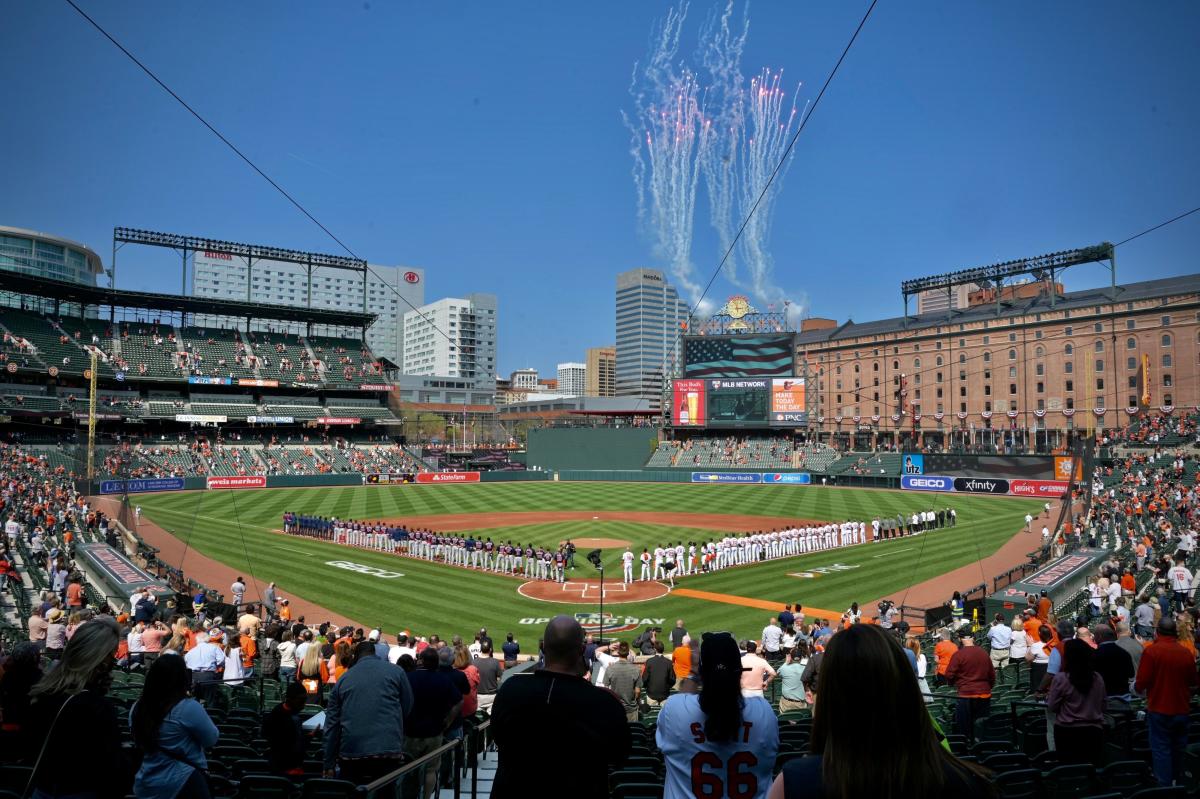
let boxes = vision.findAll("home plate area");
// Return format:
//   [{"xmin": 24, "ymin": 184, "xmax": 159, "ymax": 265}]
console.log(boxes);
[{"xmin": 518, "ymin": 579, "xmax": 670, "ymax": 604}]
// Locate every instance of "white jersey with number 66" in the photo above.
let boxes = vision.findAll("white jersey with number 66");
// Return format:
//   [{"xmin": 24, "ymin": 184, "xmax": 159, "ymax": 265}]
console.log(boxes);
[{"xmin": 655, "ymin": 693, "xmax": 779, "ymax": 799}]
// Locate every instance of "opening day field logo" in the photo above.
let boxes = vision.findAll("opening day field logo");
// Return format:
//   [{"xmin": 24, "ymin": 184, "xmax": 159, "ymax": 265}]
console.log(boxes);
[
  {"xmin": 518, "ymin": 613, "xmax": 665, "ymax": 635},
  {"xmin": 325, "ymin": 560, "xmax": 404, "ymax": 579},
  {"xmin": 788, "ymin": 562, "xmax": 861, "ymax": 579}
]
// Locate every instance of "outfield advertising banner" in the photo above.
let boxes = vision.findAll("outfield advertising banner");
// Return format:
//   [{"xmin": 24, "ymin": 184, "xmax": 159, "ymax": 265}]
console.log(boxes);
[
  {"xmin": 315, "ymin": 417, "xmax": 362, "ymax": 425},
  {"xmin": 246, "ymin": 416, "xmax": 295, "ymax": 424},
  {"xmin": 901, "ymin": 475, "xmax": 954, "ymax": 492},
  {"xmin": 415, "ymin": 471, "xmax": 481, "ymax": 484},
  {"xmin": 902, "ymin": 454, "xmax": 925, "ymax": 475},
  {"xmin": 769, "ymin": 378, "xmax": 807, "ymax": 426},
  {"xmin": 1054, "ymin": 456, "xmax": 1080, "ymax": 482},
  {"xmin": 763, "ymin": 472, "xmax": 812, "ymax": 485},
  {"xmin": 671, "ymin": 379, "xmax": 707, "ymax": 427},
  {"xmin": 99, "ymin": 477, "xmax": 185, "ymax": 495},
  {"xmin": 175, "ymin": 414, "xmax": 227, "ymax": 424},
  {"xmin": 1009, "ymin": 479, "xmax": 1071, "ymax": 498},
  {"xmin": 188, "ymin": 376, "xmax": 231, "ymax": 385},
  {"xmin": 207, "ymin": 475, "xmax": 267, "ymax": 490},
  {"xmin": 237, "ymin": 378, "xmax": 279, "ymax": 388},
  {"xmin": 953, "ymin": 477, "xmax": 1010, "ymax": 494},
  {"xmin": 690, "ymin": 472, "xmax": 762, "ymax": 484}
]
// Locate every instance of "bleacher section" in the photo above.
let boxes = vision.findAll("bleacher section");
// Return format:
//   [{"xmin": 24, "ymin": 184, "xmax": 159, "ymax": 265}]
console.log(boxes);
[
  {"xmin": 306, "ymin": 335, "xmax": 382, "ymax": 388},
  {"xmin": 181, "ymin": 327, "xmax": 259, "ymax": 381},
  {"xmin": 246, "ymin": 331, "xmax": 313, "ymax": 385},
  {"xmin": 119, "ymin": 321, "xmax": 182, "ymax": 380}
]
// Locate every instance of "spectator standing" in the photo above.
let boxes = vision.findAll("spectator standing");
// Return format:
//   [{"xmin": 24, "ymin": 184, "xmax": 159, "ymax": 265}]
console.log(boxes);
[
  {"xmin": 1091, "ymin": 624, "xmax": 1135, "ymax": 700},
  {"xmin": 491, "ymin": 616, "xmax": 630, "ymax": 799},
  {"xmin": 778, "ymin": 642, "xmax": 810, "ymax": 712},
  {"xmin": 501, "ymin": 633, "xmax": 519, "ymax": 664},
  {"xmin": 933, "ymin": 630, "xmax": 958, "ymax": 687},
  {"xmin": 403, "ymin": 647, "xmax": 462, "ymax": 798},
  {"xmin": 1046, "ymin": 639, "xmax": 1106, "ymax": 766},
  {"xmin": 672, "ymin": 636, "xmax": 693, "ymax": 690},
  {"xmin": 907, "ymin": 638, "xmax": 932, "ymax": 703},
  {"xmin": 130, "ymin": 655, "xmax": 220, "ymax": 798},
  {"xmin": 262, "ymin": 581, "xmax": 278, "ymax": 618},
  {"xmin": 986, "ymin": 614, "xmax": 1012, "ymax": 682},
  {"xmin": 473, "ymin": 641, "xmax": 504, "ymax": 713},
  {"xmin": 669, "ymin": 619, "xmax": 688, "ymax": 650},
  {"xmin": 263, "ymin": 682, "xmax": 308, "ymax": 776},
  {"xmin": 323, "ymin": 637, "xmax": 415, "ymax": 785},
  {"xmin": 761, "ymin": 617, "xmax": 784, "ymax": 661},
  {"xmin": 1114, "ymin": 622, "xmax": 1143, "ymax": 672},
  {"xmin": 944, "ymin": 635, "xmax": 995, "ymax": 745},
  {"xmin": 740, "ymin": 641, "xmax": 776, "ymax": 699},
  {"xmin": 1135, "ymin": 618, "xmax": 1200, "ymax": 787},
  {"xmin": 0, "ymin": 643, "xmax": 42, "ymax": 757},
  {"xmin": 657, "ymin": 632, "xmax": 778, "ymax": 799},
  {"xmin": 1026, "ymin": 625, "xmax": 1053, "ymax": 694},
  {"xmin": 25, "ymin": 616, "xmax": 132, "ymax": 798},
  {"xmin": 770, "ymin": 625, "xmax": 990, "ymax": 799},
  {"xmin": 603, "ymin": 641, "xmax": 643, "ymax": 721},
  {"xmin": 641, "ymin": 641, "xmax": 675, "ymax": 708},
  {"xmin": 1007, "ymin": 618, "xmax": 1028, "ymax": 684}
]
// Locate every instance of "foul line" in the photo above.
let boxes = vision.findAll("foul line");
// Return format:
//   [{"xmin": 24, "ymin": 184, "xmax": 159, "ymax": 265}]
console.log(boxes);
[
  {"xmin": 872, "ymin": 547, "xmax": 914, "ymax": 558},
  {"xmin": 672, "ymin": 588, "xmax": 841, "ymax": 620}
]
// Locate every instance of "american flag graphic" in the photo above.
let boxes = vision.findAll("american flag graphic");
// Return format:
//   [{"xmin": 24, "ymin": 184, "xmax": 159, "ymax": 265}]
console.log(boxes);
[{"xmin": 684, "ymin": 335, "xmax": 795, "ymax": 378}]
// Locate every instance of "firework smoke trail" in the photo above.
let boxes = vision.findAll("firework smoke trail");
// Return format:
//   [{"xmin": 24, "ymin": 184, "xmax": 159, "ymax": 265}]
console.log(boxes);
[
  {"xmin": 624, "ymin": 2, "xmax": 707, "ymax": 303},
  {"xmin": 737, "ymin": 67, "xmax": 804, "ymax": 306},
  {"xmin": 698, "ymin": 0, "xmax": 747, "ymax": 285}
]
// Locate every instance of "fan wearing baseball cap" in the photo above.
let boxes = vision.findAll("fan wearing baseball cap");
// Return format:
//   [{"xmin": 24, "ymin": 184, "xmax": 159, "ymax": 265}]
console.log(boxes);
[{"xmin": 656, "ymin": 632, "xmax": 779, "ymax": 799}]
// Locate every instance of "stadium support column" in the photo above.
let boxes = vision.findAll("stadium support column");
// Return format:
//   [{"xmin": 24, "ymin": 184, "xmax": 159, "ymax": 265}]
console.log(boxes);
[{"xmin": 87, "ymin": 349, "xmax": 97, "ymax": 485}]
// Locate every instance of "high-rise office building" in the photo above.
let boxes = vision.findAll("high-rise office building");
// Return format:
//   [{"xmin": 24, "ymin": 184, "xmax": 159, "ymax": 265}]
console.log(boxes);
[
  {"xmin": 191, "ymin": 250, "xmax": 423, "ymax": 365},
  {"xmin": 556, "ymin": 362, "xmax": 586, "ymax": 396},
  {"xmin": 402, "ymin": 293, "xmax": 497, "ymax": 390},
  {"xmin": 916, "ymin": 283, "xmax": 977, "ymax": 315},
  {"xmin": 585, "ymin": 346, "xmax": 616, "ymax": 397},
  {"xmin": 615, "ymin": 268, "xmax": 688, "ymax": 408},
  {"xmin": 509, "ymin": 368, "xmax": 538, "ymax": 390}
]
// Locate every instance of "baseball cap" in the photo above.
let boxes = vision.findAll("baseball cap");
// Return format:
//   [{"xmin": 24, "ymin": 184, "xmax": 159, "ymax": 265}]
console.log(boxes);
[
  {"xmin": 699, "ymin": 632, "xmax": 748, "ymax": 677},
  {"xmin": 368, "ymin": 629, "xmax": 380, "ymax": 641}
]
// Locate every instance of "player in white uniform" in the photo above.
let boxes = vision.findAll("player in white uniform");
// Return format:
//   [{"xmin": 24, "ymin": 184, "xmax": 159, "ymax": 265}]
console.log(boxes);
[
  {"xmin": 639, "ymin": 549, "xmax": 652, "ymax": 581},
  {"xmin": 622, "ymin": 549, "xmax": 634, "ymax": 584},
  {"xmin": 653, "ymin": 547, "xmax": 666, "ymax": 580},
  {"xmin": 655, "ymin": 633, "xmax": 779, "ymax": 799}
]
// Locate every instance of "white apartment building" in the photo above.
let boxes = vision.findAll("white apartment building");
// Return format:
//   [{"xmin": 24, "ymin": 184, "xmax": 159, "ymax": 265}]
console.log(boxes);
[
  {"xmin": 191, "ymin": 250, "xmax": 423, "ymax": 364},
  {"xmin": 556, "ymin": 362, "xmax": 586, "ymax": 396},
  {"xmin": 510, "ymin": 368, "xmax": 538, "ymax": 390},
  {"xmin": 402, "ymin": 293, "xmax": 497, "ymax": 390}
]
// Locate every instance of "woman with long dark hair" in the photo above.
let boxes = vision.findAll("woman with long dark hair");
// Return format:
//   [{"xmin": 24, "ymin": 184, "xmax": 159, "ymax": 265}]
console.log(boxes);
[
  {"xmin": 656, "ymin": 632, "xmax": 779, "ymax": 799},
  {"xmin": 130, "ymin": 653, "xmax": 220, "ymax": 798},
  {"xmin": 768, "ymin": 624, "xmax": 994, "ymax": 799},
  {"xmin": 25, "ymin": 616, "xmax": 132, "ymax": 798},
  {"xmin": 1046, "ymin": 639, "xmax": 1106, "ymax": 766}
]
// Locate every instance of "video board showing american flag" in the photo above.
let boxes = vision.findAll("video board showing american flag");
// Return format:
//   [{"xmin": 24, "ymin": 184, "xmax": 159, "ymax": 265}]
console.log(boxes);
[{"xmin": 683, "ymin": 334, "xmax": 796, "ymax": 379}]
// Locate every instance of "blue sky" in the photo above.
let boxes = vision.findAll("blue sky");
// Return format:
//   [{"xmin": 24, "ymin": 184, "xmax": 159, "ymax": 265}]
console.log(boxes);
[{"xmin": 4, "ymin": 1, "xmax": 1198, "ymax": 377}]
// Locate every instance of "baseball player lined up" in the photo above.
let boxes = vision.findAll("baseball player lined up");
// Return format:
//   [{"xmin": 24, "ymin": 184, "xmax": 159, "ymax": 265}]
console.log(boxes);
[{"xmin": 620, "ymin": 521, "xmax": 878, "ymax": 585}]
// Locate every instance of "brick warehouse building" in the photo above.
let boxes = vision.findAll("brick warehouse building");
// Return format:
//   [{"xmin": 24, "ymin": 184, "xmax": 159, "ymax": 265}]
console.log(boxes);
[{"xmin": 795, "ymin": 274, "xmax": 1200, "ymax": 451}]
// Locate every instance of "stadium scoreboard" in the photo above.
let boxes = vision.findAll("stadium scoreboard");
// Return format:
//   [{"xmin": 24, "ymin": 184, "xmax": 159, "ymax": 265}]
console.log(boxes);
[{"xmin": 670, "ymin": 376, "xmax": 807, "ymax": 428}]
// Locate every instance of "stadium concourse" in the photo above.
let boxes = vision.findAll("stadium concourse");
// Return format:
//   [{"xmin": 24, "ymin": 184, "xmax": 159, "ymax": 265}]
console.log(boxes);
[{"xmin": 2, "ymin": 419, "xmax": 1200, "ymax": 797}]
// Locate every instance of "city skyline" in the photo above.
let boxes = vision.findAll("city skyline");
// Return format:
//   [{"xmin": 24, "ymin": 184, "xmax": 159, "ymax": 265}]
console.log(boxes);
[{"xmin": 3, "ymin": 2, "xmax": 1199, "ymax": 379}]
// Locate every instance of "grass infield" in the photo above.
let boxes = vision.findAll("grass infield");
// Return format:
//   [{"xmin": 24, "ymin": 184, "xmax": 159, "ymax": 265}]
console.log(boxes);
[{"xmin": 136, "ymin": 482, "xmax": 1041, "ymax": 643}]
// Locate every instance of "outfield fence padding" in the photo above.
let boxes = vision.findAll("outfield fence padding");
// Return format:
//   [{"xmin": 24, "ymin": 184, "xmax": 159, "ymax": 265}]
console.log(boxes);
[{"xmin": 527, "ymin": 427, "xmax": 660, "ymax": 471}]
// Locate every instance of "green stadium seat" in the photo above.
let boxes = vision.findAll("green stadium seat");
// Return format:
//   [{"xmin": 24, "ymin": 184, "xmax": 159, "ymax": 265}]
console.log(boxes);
[
  {"xmin": 236, "ymin": 774, "xmax": 295, "ymax": 799},
  {"xmin": 993, "ymin": 768, "xmax": 1040, "ymax": 799},
  {"xmin": 298, "ymin": 779, "xmax": 359, "ymax": 798},
  {"xmin": 1041, "ymin": 764, "xmax": 1096, "ymax": 799},
  {"xmin": 1098, "ymin": 760, "xmax": 1152, "ymax": 794}
]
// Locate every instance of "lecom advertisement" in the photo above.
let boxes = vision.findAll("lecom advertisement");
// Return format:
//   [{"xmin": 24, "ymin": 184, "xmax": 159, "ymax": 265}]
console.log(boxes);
[{"xmin": 672, "ymin": 380, "xmax": 706, "ymax": 427}]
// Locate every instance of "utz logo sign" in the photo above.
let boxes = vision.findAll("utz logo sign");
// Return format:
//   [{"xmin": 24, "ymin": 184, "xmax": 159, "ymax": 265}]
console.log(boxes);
[{"xmin": 517, "ymin": 614, "xmax": 665, "ymax": 635}]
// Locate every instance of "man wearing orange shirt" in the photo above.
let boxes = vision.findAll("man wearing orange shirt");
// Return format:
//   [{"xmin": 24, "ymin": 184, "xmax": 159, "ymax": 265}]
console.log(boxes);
[
  {"xmin": 1036, "ymin": 591, "xmax": 1052, "ymax": 621},
  {"xmin": 240, "ymin": 630, "xmax": 258, "ymax": 677},
  {"xmin": 933, "ymin": 630, "xmax": 958, "ymax": 687},
  {"xmin": 671, "ymin": 637, "xmax": 692, "ymax": 690}
]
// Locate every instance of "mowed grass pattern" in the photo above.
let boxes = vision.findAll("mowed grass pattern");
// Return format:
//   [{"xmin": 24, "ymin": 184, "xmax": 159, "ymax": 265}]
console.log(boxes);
[{"xmin": 137, "ymin": 482, "xmax": 1042, "ymax": 642}]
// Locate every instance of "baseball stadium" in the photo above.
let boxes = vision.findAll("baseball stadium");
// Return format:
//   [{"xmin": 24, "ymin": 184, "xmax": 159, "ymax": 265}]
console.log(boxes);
[
  {"xmin": 4, "ymin": 230, "xmax": 1200, "ymax": 797},
  {"xmin": 5, "ymin": 3, "xmax": 1200, "ymax": 795}
]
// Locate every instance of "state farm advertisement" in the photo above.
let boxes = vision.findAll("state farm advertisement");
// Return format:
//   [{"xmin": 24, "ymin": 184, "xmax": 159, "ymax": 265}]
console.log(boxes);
[
  {"xmin": 207, "ymin": 475, "xmax": 267, "ymax": 490},
  {"xmin": 672, "ymin": 380, "xmax": 706, "ymax": 427},
  {"xmin": 1009, "ymin": 479, "xmax": 1071, "ymax": 498},
  {"xmin": 415, "ymin": 471, "xmax": 481, "ymax": 484}
]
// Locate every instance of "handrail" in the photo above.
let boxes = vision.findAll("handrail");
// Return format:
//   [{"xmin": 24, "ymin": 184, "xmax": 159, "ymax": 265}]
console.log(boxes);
[{"xmin": 361, "ymin": 737, "xmax": 461, "ymax": 798}]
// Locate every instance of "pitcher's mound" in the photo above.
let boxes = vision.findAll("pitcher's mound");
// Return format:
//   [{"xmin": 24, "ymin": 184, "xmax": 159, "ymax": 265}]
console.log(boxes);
[
  {"xmin": 572, "ymin": 537, "xmax": 632, "ymax": 549},
  {"xmin": 519, "ymin": 580, "xmax": 669, "ymax": 604}
]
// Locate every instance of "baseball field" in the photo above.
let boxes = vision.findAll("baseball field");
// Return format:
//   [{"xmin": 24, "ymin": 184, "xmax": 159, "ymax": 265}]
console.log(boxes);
[{"xmin": 134, "ymin": 482, "xmax": 1043, "ymax": 642}]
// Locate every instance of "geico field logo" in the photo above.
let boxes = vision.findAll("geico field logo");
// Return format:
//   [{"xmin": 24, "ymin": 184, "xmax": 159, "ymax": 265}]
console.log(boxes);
[
  {"xmin": 325, "ymin": 560, "xmax": 404, "ymax": 579},
  {"xmin": 901, "ymin": 474, "xmax": 953, "ymax": 491}
]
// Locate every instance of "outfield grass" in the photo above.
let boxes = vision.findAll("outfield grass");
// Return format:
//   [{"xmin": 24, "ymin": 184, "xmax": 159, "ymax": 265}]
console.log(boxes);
[{"xmin": 136, "ymin": 482, "xmax": 1041, "ymax": 643}]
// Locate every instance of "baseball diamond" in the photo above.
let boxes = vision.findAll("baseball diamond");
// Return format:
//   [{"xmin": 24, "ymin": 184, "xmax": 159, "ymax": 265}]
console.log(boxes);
[{"xmin": 133, "ymin": 481, "xmax": 1043, "ymax": 641}]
